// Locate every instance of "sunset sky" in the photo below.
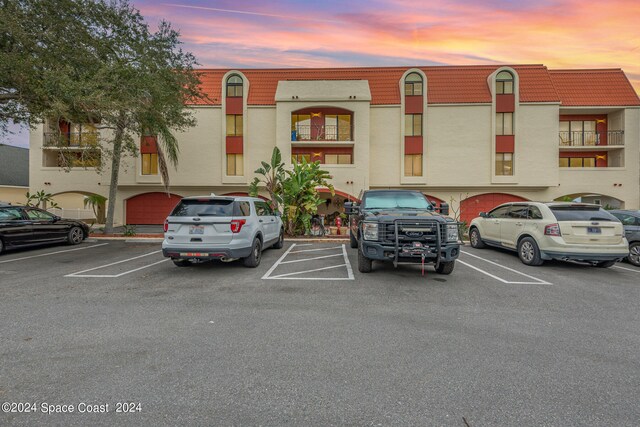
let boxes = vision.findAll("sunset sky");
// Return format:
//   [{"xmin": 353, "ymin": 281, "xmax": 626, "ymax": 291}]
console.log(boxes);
[{"xmin": 4, "ymin": 0, "xmax": 640, "ymax": 147}]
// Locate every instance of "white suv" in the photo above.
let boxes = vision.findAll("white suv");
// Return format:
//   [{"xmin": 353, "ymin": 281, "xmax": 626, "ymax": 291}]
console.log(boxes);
[
  {"xmin": 162, "ymin": 195, "xmax": 284, "ymax": 267},
  {"xmin": 469, "ymin": 202, "xmax": 628, "ymax": 267}
]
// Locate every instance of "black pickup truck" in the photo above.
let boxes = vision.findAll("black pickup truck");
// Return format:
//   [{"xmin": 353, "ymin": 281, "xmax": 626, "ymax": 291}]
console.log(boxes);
[{"xmin": 345, "ymin": 190, "xmax": 461, "ymax": 274}]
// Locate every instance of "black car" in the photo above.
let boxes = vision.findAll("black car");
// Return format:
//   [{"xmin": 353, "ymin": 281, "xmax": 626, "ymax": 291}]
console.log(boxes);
[
  {"xmin": 610, "ymin": 210, "xmax": 640, "ymax": 266},
  {"xmin": 0, "ymin": 204, "xmax": 90, "ymax": 254}
]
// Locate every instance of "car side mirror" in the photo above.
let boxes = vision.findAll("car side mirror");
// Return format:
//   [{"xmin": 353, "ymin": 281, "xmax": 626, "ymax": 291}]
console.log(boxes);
[
  {"xmin": 344, "ymin": 202, "xmax": 358, "ymax": 215},
  {"xmin": 438, "ymin": 202, "xmax": 450, "ymax": 216},
  {"xmin": 479, "ymin": 212, "xmax": 488, "ymax": 218},
  {"xmin": 53, "ymin": 215, "xmax": 61, "ymax": 221}
]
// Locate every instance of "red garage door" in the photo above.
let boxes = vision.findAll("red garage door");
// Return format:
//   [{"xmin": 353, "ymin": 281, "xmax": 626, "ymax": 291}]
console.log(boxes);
[
  {"xmin": 460, "ymin": 193, "xmax": 528, "ymax": 224},
  {"xmin": 126, "ymin": 192, "xmax": 182, "ymax": 225}
]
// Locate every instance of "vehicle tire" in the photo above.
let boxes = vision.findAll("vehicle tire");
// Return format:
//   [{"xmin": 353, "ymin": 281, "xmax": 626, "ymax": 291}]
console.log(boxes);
[
  {"xmin": 350, "ymin": 231, "xmax": 358, "ymax": 248},
  {"xmin": 172, "ymin": 259, "xmax": 191, "ymax": 267},
  {"xmin": 517, "ymin": 237, "xmax": 544, "ymax": 266},
  {"xmin": 67, "ymin": 226, "xmax": 84, "ymax": 245},
  {"xmin": 272, "ymin": 229, "xmax": 284, "ymax": 249},
  {"xmin": 628, "ymin": 242, "xmax": 640, "ymax": 267},
  {"xmin": 469, "ymin": 227, "xmax": 486, "ymax": 249},
  {"xmin": 595, "ymin": 260, "xmax": 617, "ymax": 268},
  {"xmin": 243, "ymin": 237, "xmax": 262, "ymax": 268},
  {"xmin": 357, "ymin": 242, "xmax": 372, "ymax": 273},
  {"xmin": 435, "ymin": 260, "xmax": 455, "ymax": 275}
]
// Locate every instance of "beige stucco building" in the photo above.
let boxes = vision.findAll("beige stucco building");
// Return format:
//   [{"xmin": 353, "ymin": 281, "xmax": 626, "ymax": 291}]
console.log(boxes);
[{"xmin": 29, "ymin": 65, "xmax": 640, "ymax": 225}]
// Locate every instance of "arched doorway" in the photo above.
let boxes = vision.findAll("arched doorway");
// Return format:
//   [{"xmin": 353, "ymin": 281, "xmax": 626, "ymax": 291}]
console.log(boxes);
[
  {"xmin": 125, "ymin": 192, "xmax": 182, "ymax": 225},
  {"xmin": 51, "ymin": 191, "xmax": 107, "ymax": 223},
  {"xmin": 460, "ymin": 193, "xmax": 528, "ymax": 224}
]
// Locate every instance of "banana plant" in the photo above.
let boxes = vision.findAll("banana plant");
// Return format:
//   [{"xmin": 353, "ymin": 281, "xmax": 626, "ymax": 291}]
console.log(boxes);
[{"xmin": 249, "ymin": 147, "xmax": 285, "ymax": 210}]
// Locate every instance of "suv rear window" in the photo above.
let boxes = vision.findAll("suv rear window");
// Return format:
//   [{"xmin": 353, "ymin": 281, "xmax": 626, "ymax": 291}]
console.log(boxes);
[
  {"xmin": 550, "ymin": 206, "xmax": 619, "ymax": 222},
  {"xmin": 170, "ymin": 199, "xmax": 250, "ymax": 217}
]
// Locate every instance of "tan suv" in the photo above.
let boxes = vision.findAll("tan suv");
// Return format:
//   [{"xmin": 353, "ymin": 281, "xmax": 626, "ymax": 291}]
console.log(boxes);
[{"xmin": 468, "ymin": 202, "xmax": 628, "ymax": 267}]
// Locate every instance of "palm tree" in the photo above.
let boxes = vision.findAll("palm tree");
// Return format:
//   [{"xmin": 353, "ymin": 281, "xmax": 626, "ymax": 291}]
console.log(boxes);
[
  {"xmin": 83, "ymin": 194, "xmax": 107, "ymax": 223},
  {"xmin": 249, "ymin": 147, "xmax": 286, "ymax": 210}
]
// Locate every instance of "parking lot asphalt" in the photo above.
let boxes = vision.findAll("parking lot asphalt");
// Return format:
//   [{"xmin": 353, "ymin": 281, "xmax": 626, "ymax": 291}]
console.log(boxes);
[{"xmin": 1, "ymin": 240, "xmax": 639, "ymax": 426}]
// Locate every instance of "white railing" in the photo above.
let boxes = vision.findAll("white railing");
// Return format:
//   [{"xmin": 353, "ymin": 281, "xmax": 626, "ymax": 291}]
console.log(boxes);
[{"xmin": 47, "ymin": 207, "xmax": 95, "ymax": 220}]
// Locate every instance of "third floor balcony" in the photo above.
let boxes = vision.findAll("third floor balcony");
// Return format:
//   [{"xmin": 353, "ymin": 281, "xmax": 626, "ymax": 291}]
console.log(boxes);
[{"xmin": 559, "ymin": 130, "xmax": 624, "ymax": 149}]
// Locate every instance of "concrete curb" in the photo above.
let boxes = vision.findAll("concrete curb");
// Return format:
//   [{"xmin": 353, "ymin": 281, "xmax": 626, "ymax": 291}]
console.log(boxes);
[{"xmin": 88, "ymin": 236, "xmax": 349, "ymax": 243}]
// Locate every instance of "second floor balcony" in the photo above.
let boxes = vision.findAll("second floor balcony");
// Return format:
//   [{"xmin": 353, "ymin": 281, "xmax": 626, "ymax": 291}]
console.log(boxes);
[
  {"xmin": 559, "ymin": 130, "xmax": 624, "ymax": 147},
  {"xmin": 44, "ymin": 132, "xmax": 99, "ymax": 148},
  {"xmin": 291, "ymin": 125, "xmax": 352, "ymax": 142}
]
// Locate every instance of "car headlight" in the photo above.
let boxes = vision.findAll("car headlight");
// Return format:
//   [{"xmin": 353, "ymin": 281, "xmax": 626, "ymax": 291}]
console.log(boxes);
[
  {"xmin": 446, "ymin": 224, "xmax": 458, "ymax": 242},
  {"xmin": 363, "ymin": 222, "xmax": 379, "ymax": 241}
]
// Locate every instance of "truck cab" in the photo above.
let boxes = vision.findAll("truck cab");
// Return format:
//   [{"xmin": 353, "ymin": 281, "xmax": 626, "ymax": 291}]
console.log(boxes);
[{"xmin": 345, "ymin": 190, "xmax": 461, "ymax": 274}]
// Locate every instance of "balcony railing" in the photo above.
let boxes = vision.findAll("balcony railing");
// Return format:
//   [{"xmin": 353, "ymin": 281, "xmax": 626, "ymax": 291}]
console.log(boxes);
[
  {"xmin": 44, "ymin": 132, "xmax": 99, "ymax": 148},
  {"xmin": 559, "ymin": 130, "xmax": 624, "ymax": 147},
  {"xmin": 291, "ymin": 125, "xmax": 352, "ymax": 142}
]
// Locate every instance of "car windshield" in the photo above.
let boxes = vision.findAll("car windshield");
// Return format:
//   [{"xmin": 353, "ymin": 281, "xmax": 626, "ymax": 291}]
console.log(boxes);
[
  {"xmin": 171, "ymin": 199, "xmax": 235, "ymax": 217},
  {"xmin": 550, "ymin": 206, "xmax": 619, "ymax": 222},
  {"xmin": 363, "ymin": 192, "xmax": 433, "ymax": 210}
]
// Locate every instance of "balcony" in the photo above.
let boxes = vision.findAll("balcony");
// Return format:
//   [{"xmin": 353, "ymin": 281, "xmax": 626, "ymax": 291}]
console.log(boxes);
[
  {"xmin": 559, "ymin": 130, "xmax": 624, "ymax": 149},
  {"xmin": 291, "ymin": 125, "xmax": 352, "ymax": 143},
  {"xmin": 44, "ymin": 132, "xmax": 99, "ymax": 148}
]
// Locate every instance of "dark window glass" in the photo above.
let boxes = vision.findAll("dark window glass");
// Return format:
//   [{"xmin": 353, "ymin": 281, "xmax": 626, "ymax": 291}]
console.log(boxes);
[
  {"xmin": 254, "ymin": 202, "xmax": 272, "ymax": 216},
  {"xmin": 550, "ymin": 206, "xmax": 618, "ymax": 222},
  {"xmin": 226, "ymin": 75, "xmax": 243, "ymax": 97},
  {"xmin": 171, "ymin": 199, "xmax": 235, "ymax": 217},
  {"xmin": 488, "ymin": 205, "xmax": 511, "ymax": 218},
  {"xmin": 0, "ymin": 208, "xmax": 23, "ymax": 221},
  {"xmin": 508, "ymin": 205, "xmax": 528, "ymax": 219},
  {"xmin": 235, "ymin": 202, "xmax": 251, "ymax": 217},
  {"xmin": 527, "ymin": 206, "xmax": 543, "ymax": 220},
  {"xmin": 25, "ymin": 209, "xmax": 54, "ymax": 220}
]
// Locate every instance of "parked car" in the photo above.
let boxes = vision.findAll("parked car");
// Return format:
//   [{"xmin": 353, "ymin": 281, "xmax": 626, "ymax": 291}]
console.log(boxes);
[
  {"xmin": 162, "ymin": 195, "xmax": 284, "ymax": 267},
  {"xmin": 610, "ymin": 210, "xmax": 640, "ymax": 266},
  {"xmin": 0, "ymin": 204, "xmax": 89, "ymax": 254},
  {"xmin": 468, "ymin": 202, "xmax": 628, "ymax": 267}
]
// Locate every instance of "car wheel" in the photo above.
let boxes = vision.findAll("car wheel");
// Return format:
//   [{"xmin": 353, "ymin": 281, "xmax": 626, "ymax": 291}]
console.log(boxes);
[
  {"xmin": 595, "ymin": 260, "xmax": 617, "ymax": 268},
  {"xmin": 628, "ymin": 242, "xmax": 640, "ymax": 267},
  {"xmin": 357, "ymin": 241, "xmax": 372, "ymax": 273},
  {"xmin": 517, "ymin": 237, "xmax": 544, "ymax": 266},
  {"xmin": 172, "ymin": 259, "xmax": 191, "ymax": 267},
  {"xmin": 350, "ymin": 230, "xmax": 358, "ymax": 249},
  {"xmin": 67, "ymin": 226, "xmax": 84, "ymax": 245},
  {"xmin": 469, "ymin": 227, "xmax": 486, "ymax": 249},
  {"xmin": 272, "ymin": 229, "xmax": 284, "ymax": 249},
  {"xmin": 243, "ymin": 238, "xmax": 262, "ymax": 268},
  {"xmin": 435, "ymin": 260, "xmax": 455, "ymax": 275}
]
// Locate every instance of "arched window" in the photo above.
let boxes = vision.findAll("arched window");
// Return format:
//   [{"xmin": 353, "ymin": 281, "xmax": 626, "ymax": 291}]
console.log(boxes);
[
  {"xmin": 226, "ymin": 75, "xmax": 243, "ymax": 97},
  {"xmin": 404, "ymin": 73, "xmax": 423, "ymax": 96},
  {"xmin": 496, "ymin": 71, "xmax": 514, "ymax": 95}
]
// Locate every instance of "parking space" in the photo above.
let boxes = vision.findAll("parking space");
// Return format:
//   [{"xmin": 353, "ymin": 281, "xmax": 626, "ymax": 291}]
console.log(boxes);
[{"xmin": 2, "ymin": 239, "xmax": 640, "ymax": 425}]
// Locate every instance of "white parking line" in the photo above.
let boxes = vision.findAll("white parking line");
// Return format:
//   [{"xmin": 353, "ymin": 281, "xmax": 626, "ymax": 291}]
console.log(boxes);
[
  {"xmin": 342, "ymin": 244, "xmax": 355, "ymax": 280},
  {"xmin": 460, "ymin": 250, "xmax": 552, "ymax": 285},
  {"xmin": 269, "ymin": 264, "xmax": 350, "ymax": 280},
  {"xmin": 65, "ymin": 250, "xmax": 164, "ymax": 278},
  {"xmin": 289, "ymin": 246, "xmax": 343, "ymax": 254},
  {"xmin": 613, "ymin": 264, "xmax": 640, "ymax": 274},
  {"xmin": 0, "ymin": 243, "xmax": 109, "ymax": 264},
  {"xmin": 261, "ymin": 243, "xmax": 297, "ymax": 280},
  {"xmin": 262, "ymin": 243, "xmax": 354, "ymax": 280},
  {"xmin": 280, "ymin": 253, "xmax": 343, "ymax": 264}
]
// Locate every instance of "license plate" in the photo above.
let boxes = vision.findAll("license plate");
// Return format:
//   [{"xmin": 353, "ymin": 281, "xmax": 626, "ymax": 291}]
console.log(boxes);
[
  {"xmin": 587, "ymin": 227, "xmax": 601, "ymax": 234},
  {"xmin": 189, "ymin": 225, "xmax": 204, "ymax": 235},
  {"xmin": 181, "ymin": 252, "xmax": 206, "ymax": 257}
]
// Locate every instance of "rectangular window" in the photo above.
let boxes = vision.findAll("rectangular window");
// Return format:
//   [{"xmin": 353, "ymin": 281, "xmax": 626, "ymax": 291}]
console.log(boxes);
[
  {"xmin": 404, "ymin": 154, "xmax": 423, "ymax": 176},
  {"xmin": 495, "ymin": 153, "xmax": 513, "ymax": 175},
  {"xmin": 226, "ymin": 153, "xmax": 244, "ymax": 176},
  {"xmin": 405, "ymin": 81, "xmax": 423, "ymax": 96},
  {"xmin": 141, "ymin": 153, "xmax": 158, "ymax": 175},
  {"xmin": 226, "ymin": 85, "xmax": 242, "ymax": 97},
  {"xmin": 560, "ymin": 120, "xmax": 597, "ymax": 146},
  {"xmin": 496, "ymin": 113, "xmax": 513, "ymax": 135},
  {"xmin": 561, "ymin": 157, "xmax": 596, "ymax": 168},
  {"xmin": 324, "ymin": 154, "xmax": 352, "ymax": 164},
  {"xmin": 226, "ymin": 115, "xmax": 243, "ymax": 136},
  {"xmin": 405, "ymin": 114, "xmax": 422, "ymax": 136},
  {"xmin": 496, "ymin": 81, "xmax": 513, "ymax": 95},
  {"xmin": 559, "ymin": 157, "xmax": 569, "ymax": 167},
  {"xmin": 291, "ymin": 153, "xmax": 311, "ymax": 163}
]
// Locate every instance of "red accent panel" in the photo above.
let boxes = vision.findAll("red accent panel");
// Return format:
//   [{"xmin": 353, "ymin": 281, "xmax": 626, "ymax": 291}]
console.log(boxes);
[
  {"xmin": 226, "ymin": 97, "xmax": 243, "ymax": 114},
  {"xmin": 226, "ymin": 136, "xmax": 243, "ymax": 154},
  {"xmin": 460, "ymin": 193, "xmax": 528, "ymax": 224},
  {"xmin": 292, "ymin": 107, "xmax": 352, "ymax": 115},
  {"xmin": 496, "ymin": 94, "xmax": 515, "ymax": 112},
  {"xmin": 126, "ymin": 192, "xmax": 182, "ymax": 225},
  {"xmin": 405, "ymin": 96, "xmax": 423, "ymax": 114},
  {"xmin": 496, "ymin": 135, "xmax": 515, "ymax": 153},
  {"xmin": 404, "ymin": 136, "xmax": 423, "ymax": 155},
  {"xmin": 315, "ymin": 187, "xmax": 360, "ymax": 203},
  {"xmin": 559, "ymin": 151, "xmax": 607, "ymax": 167},
  {"xmin": 59, "ymin": 121, "xmax": 70, "ymax": 134},
  {"xmin": 140, "ymin": 136, "xmax": 158, "ymax": 154}
]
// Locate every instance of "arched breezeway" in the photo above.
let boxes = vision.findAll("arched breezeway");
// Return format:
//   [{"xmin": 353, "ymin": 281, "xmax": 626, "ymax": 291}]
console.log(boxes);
[{"xmin": 460, "ymin": 193, "xmax": 529, "ymax": 224}]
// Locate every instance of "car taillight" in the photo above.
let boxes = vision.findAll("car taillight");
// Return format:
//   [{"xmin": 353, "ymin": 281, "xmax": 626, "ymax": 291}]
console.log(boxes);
[
  {"xmin": 230, "ymin": 219, "xmax": 246, "ymax": 233},
  {"xmin": 163, "ymin": 219, "xmax": 169, "ymax": 233},
  {"xmin": 544, "ymin": 223, "xmax": 561, "ymax": 236}
]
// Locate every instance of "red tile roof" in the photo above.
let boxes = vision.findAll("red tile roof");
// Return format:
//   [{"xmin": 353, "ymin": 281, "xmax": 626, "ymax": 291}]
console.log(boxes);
[
  {"xmin": 549, "ymin": 69, "xmax": 640, "ymax": 106},
  {"xmin": 193, "ymin": 65, "xmax": 638, "ymax": 107}
]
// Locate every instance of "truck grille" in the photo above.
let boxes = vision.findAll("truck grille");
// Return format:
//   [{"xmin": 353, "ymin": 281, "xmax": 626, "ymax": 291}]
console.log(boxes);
[{"xmin": 379, "ymin": 220, "xmax": 444, "ymax": 244}]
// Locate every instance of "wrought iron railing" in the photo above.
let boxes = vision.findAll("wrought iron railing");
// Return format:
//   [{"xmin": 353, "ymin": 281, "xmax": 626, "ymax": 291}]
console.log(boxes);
[
  {"xmin": 291, "ymin": 125, "xmax": 351, "ymax": 141},
  {"xmin": 558, "ymin": 130, "xmax": 624, "ymax": 147},
  {"xmin": 44, "ymin": 132, "xmax": 100, "ymax": 147}
]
